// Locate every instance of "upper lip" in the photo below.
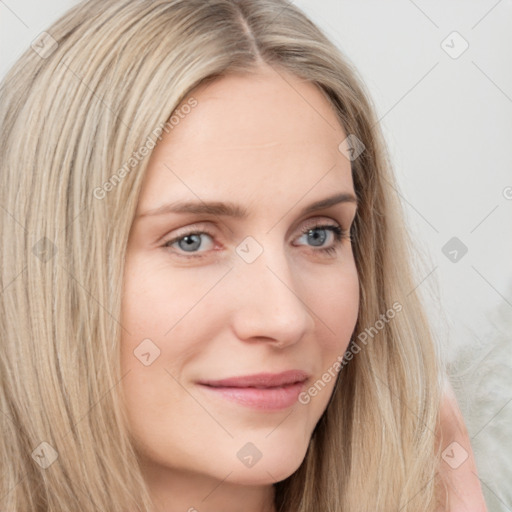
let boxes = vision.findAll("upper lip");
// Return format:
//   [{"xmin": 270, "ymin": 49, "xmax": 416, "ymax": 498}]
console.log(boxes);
[{"xmin": 198, "ymin": 370, "xmax": 310, "ymax": 388}]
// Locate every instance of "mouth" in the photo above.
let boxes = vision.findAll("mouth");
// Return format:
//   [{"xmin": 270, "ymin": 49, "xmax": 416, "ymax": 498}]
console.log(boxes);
[{"xmin": 197, "ymin": 370, "xmax": 310, "ymax": 410}]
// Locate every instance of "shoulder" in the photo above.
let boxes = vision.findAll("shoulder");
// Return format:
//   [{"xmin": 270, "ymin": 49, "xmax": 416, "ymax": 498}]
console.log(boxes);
[{"xmin": 436, "ymin": 377, "xmax": 488, "ymax": 511}]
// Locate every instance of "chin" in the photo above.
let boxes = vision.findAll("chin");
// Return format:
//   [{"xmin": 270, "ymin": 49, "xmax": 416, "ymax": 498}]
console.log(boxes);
[
  {"xmin": 229, "ymin": 459, "xmax": 304, "ymax": 486},
  {"xmin": 225, "ymin": 437, "xmax": 309, "ymax": 486}
]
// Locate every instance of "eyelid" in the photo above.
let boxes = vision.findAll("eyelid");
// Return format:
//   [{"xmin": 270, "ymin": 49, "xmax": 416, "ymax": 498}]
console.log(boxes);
[
  {"xmin": 299, "ymin": 216, "xmax": 342, "ymax": 231},
  {"xmin": 162, "ymin": 221, "xmax": 214, "ymax": 242}
]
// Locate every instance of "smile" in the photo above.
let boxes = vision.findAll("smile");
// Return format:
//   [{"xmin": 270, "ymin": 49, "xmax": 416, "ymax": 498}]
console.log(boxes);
[{"xmin": 198, "ymin": 380, "xmax": 307, "ymax": 410}]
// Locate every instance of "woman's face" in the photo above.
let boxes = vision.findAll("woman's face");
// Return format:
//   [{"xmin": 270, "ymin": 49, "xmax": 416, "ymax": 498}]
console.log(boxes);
[{"xmin": 120, "ymin": 65, "xmax": 359, "ymax": 505}]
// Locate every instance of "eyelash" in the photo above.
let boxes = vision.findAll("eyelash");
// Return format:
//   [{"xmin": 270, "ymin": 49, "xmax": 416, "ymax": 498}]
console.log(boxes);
[{"xmin": 162, "ymin": 222, "xmax": 351, "ymax": 260}]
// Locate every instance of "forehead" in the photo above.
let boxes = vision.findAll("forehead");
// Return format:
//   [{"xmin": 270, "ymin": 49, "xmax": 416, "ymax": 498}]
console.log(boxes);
[{"xmin": 137, "ymin": 66, "xmax": 353, "ymax": 213}]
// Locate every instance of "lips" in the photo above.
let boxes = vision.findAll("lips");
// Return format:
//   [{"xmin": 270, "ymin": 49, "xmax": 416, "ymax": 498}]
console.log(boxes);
[
  {"xmin": 198, "ymin": 369, "xmax": 310, "ymax": 389},
  {"xmin": 197, "ymin": 370, "xmax": 310, "ymax": 410}
]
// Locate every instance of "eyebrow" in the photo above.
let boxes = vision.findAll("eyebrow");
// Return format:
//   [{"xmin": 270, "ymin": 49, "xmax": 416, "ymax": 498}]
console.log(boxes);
[{"xmin": 136, "ymin": 191, "xmax": 358, "ymax": 220}]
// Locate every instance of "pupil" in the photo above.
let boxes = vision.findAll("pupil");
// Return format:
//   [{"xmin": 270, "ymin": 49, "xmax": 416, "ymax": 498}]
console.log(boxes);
[
  {"xmin": 180, "ymin": 234, "xmax": 201, "ymax": 251},
  {"xmin": 308, "ymin": 228, "xmax": 326, "ymax": 247}
]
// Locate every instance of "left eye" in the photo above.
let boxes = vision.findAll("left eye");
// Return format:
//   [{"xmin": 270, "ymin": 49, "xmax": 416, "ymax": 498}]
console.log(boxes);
[
  {"xmin": 162, "ymin": 223, "xmax": 349, "ymax": 258},
  {"xmin": 295, "ymin": 224, "xmax": 344, "ymax": 248}
]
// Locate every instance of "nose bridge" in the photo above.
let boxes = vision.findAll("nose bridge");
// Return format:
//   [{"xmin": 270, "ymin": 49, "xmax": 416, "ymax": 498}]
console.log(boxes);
[{"xmin": 229, "ymin": 234, "xmax": 314, "ymax": 344}]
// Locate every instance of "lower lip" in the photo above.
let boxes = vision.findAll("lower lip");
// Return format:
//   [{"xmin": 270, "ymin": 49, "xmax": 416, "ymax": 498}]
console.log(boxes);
[{"xmin": 198, "ymin": 381, "xmax": 306, "ymax": 410}]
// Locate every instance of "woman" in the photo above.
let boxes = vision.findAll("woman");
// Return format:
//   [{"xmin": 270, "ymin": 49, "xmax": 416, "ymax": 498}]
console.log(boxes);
[{"xmin": 0, "ymin": 0, "xmax": 486, "ymax": 510}]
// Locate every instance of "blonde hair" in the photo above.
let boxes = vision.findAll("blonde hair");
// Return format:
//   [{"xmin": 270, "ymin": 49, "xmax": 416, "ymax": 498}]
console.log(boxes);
[{"xmin": 0, "ymin": 0, "xmax": 447, "ymax": 510}]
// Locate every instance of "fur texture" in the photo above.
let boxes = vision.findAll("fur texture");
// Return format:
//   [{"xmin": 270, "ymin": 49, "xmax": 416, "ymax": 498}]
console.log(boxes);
[{"xmin": 446, "ymin": 284, "xmax": 512, "ymax": 511}]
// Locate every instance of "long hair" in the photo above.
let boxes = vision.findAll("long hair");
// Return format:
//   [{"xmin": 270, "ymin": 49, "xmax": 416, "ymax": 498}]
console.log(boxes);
[{"xmin": 0, "ymin": 0, "xmax": 446, "ymax": 510}]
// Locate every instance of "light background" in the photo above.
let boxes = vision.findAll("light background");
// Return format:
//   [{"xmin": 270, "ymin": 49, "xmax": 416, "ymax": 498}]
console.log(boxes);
[{"xmin": 1, "ymin": 0, "xmax": 511, "ymax": 509}]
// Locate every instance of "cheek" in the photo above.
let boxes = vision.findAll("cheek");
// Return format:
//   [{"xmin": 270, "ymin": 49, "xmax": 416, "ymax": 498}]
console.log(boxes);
[
  {"xmin": 120, "ymin": 254, "xmax": 228, "ymax": 336},
  {"xmin": 119, "ymin": 255, "xmax": 233, "ymax": 405},
  {"xmin": 297, "ymin": 268, "xmax": 358, "ymax": 420},
  {"xmin": 310, "ymin": 263, "xmax": 360, "ymax": 351}
]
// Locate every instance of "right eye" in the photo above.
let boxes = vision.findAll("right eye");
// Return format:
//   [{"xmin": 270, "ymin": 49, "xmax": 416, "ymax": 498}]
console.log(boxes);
[{"xmin": 162, "ymin": 230, "xmax": 216, "ymax": 258}]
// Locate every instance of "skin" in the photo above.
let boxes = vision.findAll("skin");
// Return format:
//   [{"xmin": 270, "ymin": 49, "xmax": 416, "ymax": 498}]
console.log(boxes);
[
  {"xmin": 119, "ymin": 63, "xmax": 487, "ymax": 511},
  {"xmin": 120, "ymin": 64, "xmax": 360, "ymax": 512},
  {"xmin": 436, "ymin": 379, "xmax": 488, "ymax": 511}
]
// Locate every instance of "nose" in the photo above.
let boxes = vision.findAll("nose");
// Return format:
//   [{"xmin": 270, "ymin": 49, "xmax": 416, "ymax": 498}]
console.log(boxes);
[{"xmin": 228, "ymin": 241, "xmax": 315, "ymax": 348}]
